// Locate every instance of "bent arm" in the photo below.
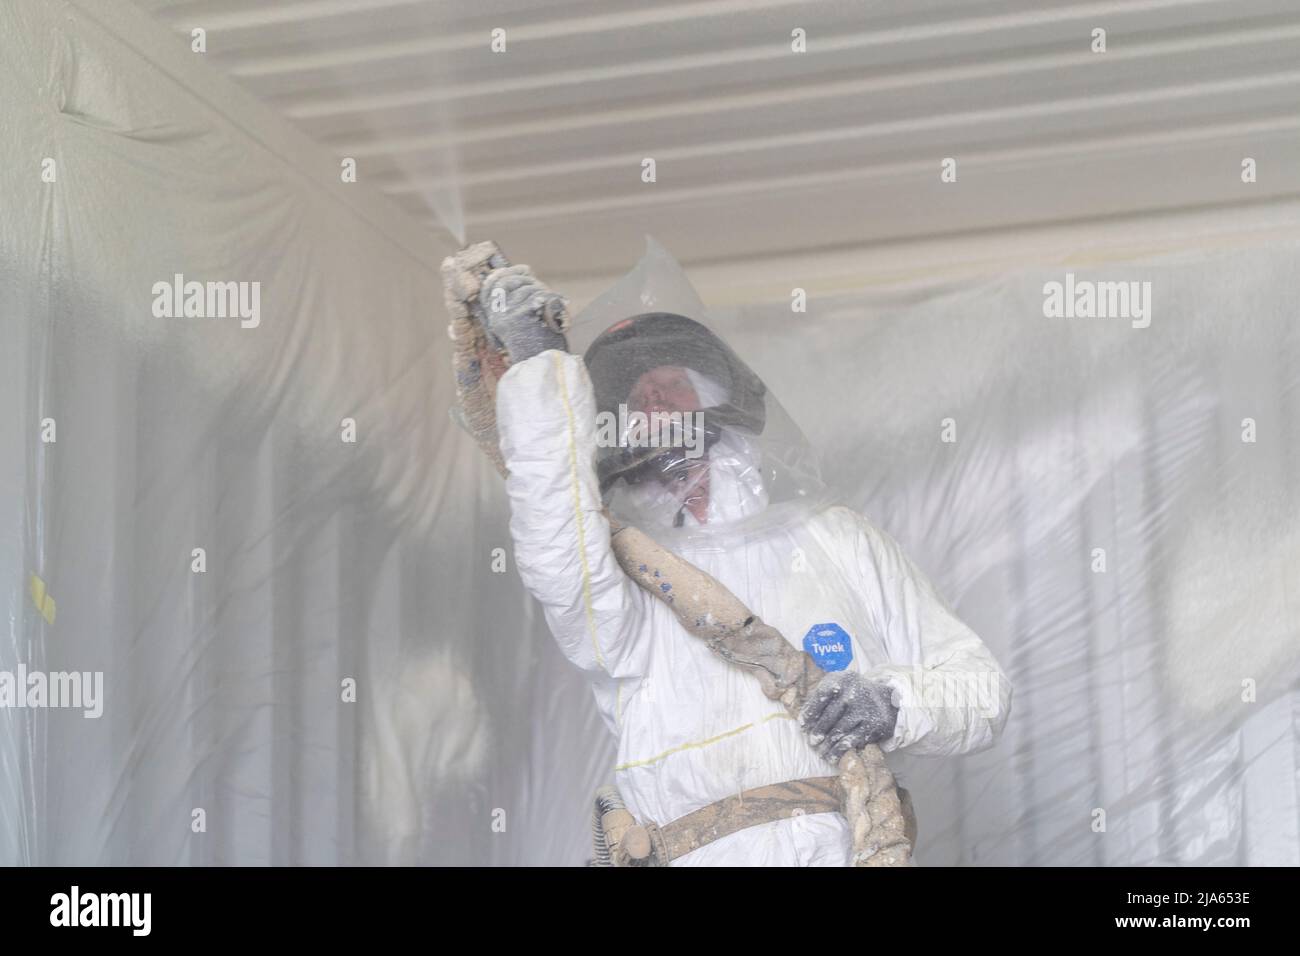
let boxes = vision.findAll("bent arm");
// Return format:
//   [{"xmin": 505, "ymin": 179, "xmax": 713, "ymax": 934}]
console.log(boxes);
[{"xmin": 854, "ymin": 518, "xmax": 1012, "ymax": 757}]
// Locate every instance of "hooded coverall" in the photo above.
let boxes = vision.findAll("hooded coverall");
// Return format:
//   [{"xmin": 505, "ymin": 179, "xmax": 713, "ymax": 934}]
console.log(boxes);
[{"xmin": 497, "ymin": 349, "xmax": 1011, "ymax": 866}]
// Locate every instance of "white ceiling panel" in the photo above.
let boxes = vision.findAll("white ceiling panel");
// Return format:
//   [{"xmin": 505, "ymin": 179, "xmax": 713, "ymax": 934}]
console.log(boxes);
[{"xmin": 131, "ymin": 0, "xmax": 1300, "ymax": 290}]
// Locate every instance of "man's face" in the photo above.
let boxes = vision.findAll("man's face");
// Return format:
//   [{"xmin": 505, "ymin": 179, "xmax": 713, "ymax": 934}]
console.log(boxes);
[{"xmin": 628, "ymin": 365, "xmax": 701, "ymax": 416}]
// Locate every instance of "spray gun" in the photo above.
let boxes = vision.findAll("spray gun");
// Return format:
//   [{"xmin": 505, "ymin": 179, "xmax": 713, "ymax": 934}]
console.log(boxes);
[{"xmin": 442, "ymin": 241, "xmax": 570, "ymax": 475}]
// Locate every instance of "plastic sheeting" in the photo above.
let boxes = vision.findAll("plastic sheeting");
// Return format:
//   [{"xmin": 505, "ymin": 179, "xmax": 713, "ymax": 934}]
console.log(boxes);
[
  {"xmin": 740, "ymin": 256, "xmax": 1300, "ymax": 865},
  {"xmin": 575, "ymin": 241, "xmax": 1300, "ymax": 865},
  {"xmin": 3, "ymin": 0, "xmax": 1299, "ymax": 866}
]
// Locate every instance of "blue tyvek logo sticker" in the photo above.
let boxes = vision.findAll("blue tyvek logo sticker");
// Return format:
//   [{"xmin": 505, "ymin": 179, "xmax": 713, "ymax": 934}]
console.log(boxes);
[{"xmin": 803, "ymin": 623, "xmax": 854, "ymax": 672}]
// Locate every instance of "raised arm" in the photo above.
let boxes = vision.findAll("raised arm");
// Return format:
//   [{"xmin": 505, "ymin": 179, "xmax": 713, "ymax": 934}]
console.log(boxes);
[{"xmin": 496, "ymin": 348, "xmax": 653, "ymax": 681}]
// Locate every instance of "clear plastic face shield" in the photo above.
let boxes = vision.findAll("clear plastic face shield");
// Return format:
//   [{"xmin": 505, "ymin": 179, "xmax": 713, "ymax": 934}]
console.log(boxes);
[{"xmin": 574, "ymin": 241, "xmax": 827, "ymax": 544}]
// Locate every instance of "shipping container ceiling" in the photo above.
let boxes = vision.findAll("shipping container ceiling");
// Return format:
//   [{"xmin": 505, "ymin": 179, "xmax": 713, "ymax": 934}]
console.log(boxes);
[{"xmin": 132, "ymin": 0, "xmax": 1300, "ymax": 297}]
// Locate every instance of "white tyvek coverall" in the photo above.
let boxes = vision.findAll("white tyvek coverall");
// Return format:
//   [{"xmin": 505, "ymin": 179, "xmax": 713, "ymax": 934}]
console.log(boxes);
[{"xmin": 498, "ymin": 350, "xmax": 1011, "ymax": 866}]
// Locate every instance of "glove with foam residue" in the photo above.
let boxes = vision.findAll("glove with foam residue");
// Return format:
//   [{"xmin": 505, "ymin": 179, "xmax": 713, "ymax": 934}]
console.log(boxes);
[
  {"xmin": 478, "ymin": 264, "xmax": 569, "ymax": 363},
  {"xmin": 799, "ymin": 670, "xmax": 900, "ymax": 760}
]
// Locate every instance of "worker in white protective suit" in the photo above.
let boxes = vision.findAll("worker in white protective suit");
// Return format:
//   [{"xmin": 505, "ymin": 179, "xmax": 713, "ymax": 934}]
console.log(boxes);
[{"xmin": 485, "ymin": 277, "xmax": 1011, "ymax": 866}]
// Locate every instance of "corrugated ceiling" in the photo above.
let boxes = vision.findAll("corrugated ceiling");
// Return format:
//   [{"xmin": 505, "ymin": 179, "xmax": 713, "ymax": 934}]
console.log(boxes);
[{"xmin": 132, "ymin": 0, "xmax": 1300, "ymax": 287}]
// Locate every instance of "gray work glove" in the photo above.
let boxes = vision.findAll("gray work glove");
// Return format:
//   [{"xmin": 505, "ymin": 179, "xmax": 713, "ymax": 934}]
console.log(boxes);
[
  {"xmin": 478, "ymin": 264, "xmax": 569, "ymax": 364},
  {"xmin": 799, "ymin": 671, "xmax": 900, "ymax": 760}
]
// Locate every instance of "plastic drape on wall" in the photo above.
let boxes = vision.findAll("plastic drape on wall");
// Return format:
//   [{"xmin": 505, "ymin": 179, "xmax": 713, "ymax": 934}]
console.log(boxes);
[
  {"xmin": 3, "ymin": 0, "xmax": 1297, "ymax": 866},
  {"xmin": 573, "ymin": 239, "xmax": 1300, "ymax": 866},
  {"xmin": 708, "ymin": 249, "xmax": 1300, "ymax": 865},
  {"xmin": 1, "ymin": 0, "xmax": 586, "ymax": 866}
]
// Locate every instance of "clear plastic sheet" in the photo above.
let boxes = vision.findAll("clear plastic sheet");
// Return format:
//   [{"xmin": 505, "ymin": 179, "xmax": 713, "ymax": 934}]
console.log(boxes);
[
  {"xmin": 3, "ymin": 0, "xmax": 1298, "ymax": 867},
  {"xmin": 717, "ymin": 250, "xmax": 1300, "ymax": 865}
]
